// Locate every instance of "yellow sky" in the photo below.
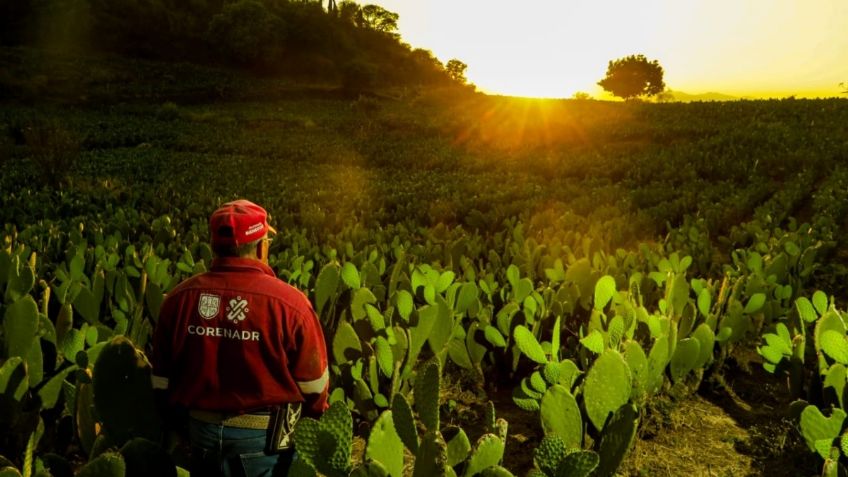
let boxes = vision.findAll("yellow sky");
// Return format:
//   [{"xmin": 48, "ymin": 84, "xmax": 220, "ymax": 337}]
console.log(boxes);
[{"xmin": 374, "ymin": 0, "xmax": 848, "ymax": 99}]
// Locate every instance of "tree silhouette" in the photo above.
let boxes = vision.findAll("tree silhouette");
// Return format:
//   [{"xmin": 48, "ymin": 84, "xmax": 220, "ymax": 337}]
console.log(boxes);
[
  {"xmin": 359, "ymin": 4, "xmax": 398, "ymax": 34},
  {"xmin": 446, "ymin": 59, "xmax": 467, "ymax": 84},
  {"xmin": 597, "ymin": 54, "xmax": 665, "ymax": 100}
]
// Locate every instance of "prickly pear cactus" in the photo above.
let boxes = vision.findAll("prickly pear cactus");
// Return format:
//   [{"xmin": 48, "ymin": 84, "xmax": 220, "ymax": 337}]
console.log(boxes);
[
  {"xmin": 540, "ymin": 385, "xmax": 582, "ymax": 449},
  {"xmin": 463, "ymin": 434, "xmax": 505, "ymax": 477},
  {"xmin": 558, "ymin": 450, "xmax": 599, "ymax": 477},
  {"xmin": 350, "ymin": 460, "xmax": 389, "ymax": 477},
  {"xmin": 391, "ymin": 393, "xmax": 419, "ymax": 453},
  {"xmin": 669, "ymin": 337, "xmax": 700, "ymax": 383},
  {"xmin": 800, "ymin": 405, "xmax": 846, "ymax": 458},
  {"xmin": 76, "ymin": 451, "xmax": 126, "ymax": 477},
  {"xmin": 119, "ymin": 437, "xmax": 177, "ymax": 477},
  {"xmin": 514, "ymin": 325, "xmax": 547, "ymax": 364},
  {"xmin": 478, "ymin": 466, "xmax": 515, "ymax": 477},
  {"xmin": 583, "ymin": 350, "xmax": 632, "ymax": 431},
  {"xmin": 594, "ymin": 403, "xmax": 638, "ymax": 477},
  {"xmin": 533, "ymin": 436, "xmax": 568, "ymax": 477},
  {"xmin": 412, "ymin": 431, "xmax": 449, "ymax": 477},
  {"xmin": 366, "ymin": 411, "xmax": 404, "ymax": 477},
  {"xmin": 414, "ymin": 358, "xmax": 441, "ymax": 432},
  {"xmin": 92, "ymin": 336, "xmax": 161, "ymax": 447},
  {"xmin": 332, "ymin": 321, "xmax": 362, "ymax": 366},
  {"xmin": 3, "ymin": 295, "xmax": 38, "ymax": 360},
  {"xmin": 443, "ymin": 426, "xmax": 471, "ymax": 468},
  {"xmin": 293, "ymin": 401, "xmax": 353, "ymax": 477}
]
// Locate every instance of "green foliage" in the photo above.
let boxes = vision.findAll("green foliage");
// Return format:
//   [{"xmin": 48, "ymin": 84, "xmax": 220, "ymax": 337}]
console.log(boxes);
[
  {"xmin": 583, "ymin": 350, "xmax": 632, "ymax": 431},
  {"xmin": 539, "ymin": 385, "xmax": 582, "ymax": 449},
  {"xmin": 414, "ymin": 358, "xmax": 441, "ymax": 433},
  {"xmin": 464, "ymin": 434, "xmax": 505, "ymax": 477},
  {"xmin": 412, "ymin": 431, "xmax": 449, "ymax": 477},
  {"xmin": 594, "ymin": 404, "xmax": 638, "ymax": 477},
  {"xmin": 597, "ymin": 54, "xmax": 665, "ymax": 100},
  {"xmin": 292, "ymin": 401, "xmax": 353, "ymax": 477},
  {"xmin": 76, "ymin": 452, "xmax": 125, "ymax": 477},
  {"xmin": 799, "ymin": 405, "xmax": 846, "ymax": 459},
  {"xmin": 365, "ymin": 411, "xmax": 404, "ymax": 477},
  {"xmin": 92, "ymin": 337, "xmax": 161, "ymax": 447}
]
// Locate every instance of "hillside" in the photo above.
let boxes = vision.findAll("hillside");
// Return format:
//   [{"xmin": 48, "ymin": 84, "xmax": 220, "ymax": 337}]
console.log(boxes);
[{"xmin": 2, "ymin": 46, "xmax": 848, "ymax": 476}]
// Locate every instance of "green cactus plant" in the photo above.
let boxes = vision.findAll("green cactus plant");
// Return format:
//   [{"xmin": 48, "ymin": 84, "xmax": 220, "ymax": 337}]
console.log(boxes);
[
  {"xmin": 583, "ymin": 350, "xmax": 632, "ymax": 431},
  {"xmin": 366, "ymin": 411, "xmax": 404, "ymax": 477},
  {"xmin": 414, "ymin": 358, "xmax": 441, "ymax": 432},
  {"xmin": 463, "ymin": 434, "xmax": 505, "ymax": 477},
  {"xmin": 391, "ymin": 393, "xmax": 419, "ymax": 453},
  {"xmin": 558, "ymin": 450, "xmax": 599, "ymax": 477},
  {"xmin": 540, "ymin": 385, "xmax": 582, "ymax": 449},
  {"xmin": 799, "ymin": 405, "xmax": 846, "ymax": 459},
  {"xmin": 514, "ymin": 325, "xmax": 547, "ymax": 364},
  {"xmin": 669, "ymin": 337, "xmax": 700, "ymax": 383},
  {"xmin": 292, "ymin": 401, "xmax": 353, "ymax": 477},
  {"xmin": 594, "ymin": 403, "xmax": 638, "ymax": 477},
  {"xmin": 3, "ymin": 296, "xmax": 38, "ymax": 360},
  {"xmin": 92, "ymin": 336, "xmax": 161, "ymax": 447},
  {"xmin": 119, "ymin": 437, "xmax": 177, "ymax": 477},
  {"xmin": 478, "ymin": 466, "xmax": 515, "ymax": 477},
  {"xmin": 412, "ymin": 431, "xmax": 449, "ymax": 477},
  {"xmin": 332, "ymin": 321, "xmax": 362, "ymax": 365},
  {"xmin": 443, "ymin": 426, "xmax": 471, "ymax": 468},
  {"xmin": 76, "ymin": 451, "xmax": 125, "ymax": 477},
  {"xmin": 533, "ymin": 436, "xmax": 568, "ymax": 477}
]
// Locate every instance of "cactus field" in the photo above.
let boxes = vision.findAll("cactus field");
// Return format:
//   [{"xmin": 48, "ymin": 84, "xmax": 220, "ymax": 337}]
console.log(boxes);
[{"xmin": 3, "ymin": 49, "xmax": 848, "ymax": 476}]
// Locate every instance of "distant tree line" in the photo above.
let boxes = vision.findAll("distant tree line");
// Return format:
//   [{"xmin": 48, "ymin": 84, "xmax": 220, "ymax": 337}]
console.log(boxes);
[{"xmin": 0, "ymin": 0, "xmax": 463, "ymax": 89}]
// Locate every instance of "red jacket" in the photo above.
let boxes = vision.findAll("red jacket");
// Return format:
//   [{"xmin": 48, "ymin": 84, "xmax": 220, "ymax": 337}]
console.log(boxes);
[{"xmin": 150, "ymin": 257, "xmax": 329, "ymax": 416}]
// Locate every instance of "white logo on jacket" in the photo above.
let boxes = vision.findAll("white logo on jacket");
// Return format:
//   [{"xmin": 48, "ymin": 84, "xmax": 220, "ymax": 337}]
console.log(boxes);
[
  {"xmin": 198, "ymin": 294, "xmax": 221, "ymax": 319},
  {"xmin": 226, "ymin": 296, "xmax": 249, "ymax": 322}
]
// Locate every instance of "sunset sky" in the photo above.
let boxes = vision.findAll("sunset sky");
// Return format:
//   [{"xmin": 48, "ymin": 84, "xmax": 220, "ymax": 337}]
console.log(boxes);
[{"xmin": 375, "ymin": 0, "xmax": 848, "ymax": 99}]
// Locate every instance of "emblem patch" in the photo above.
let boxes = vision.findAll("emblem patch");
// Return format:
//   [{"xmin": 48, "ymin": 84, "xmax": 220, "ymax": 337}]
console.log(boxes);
[
  {"xmin": 226, "ymin": 296, "xmax": 249, "ymax": 323},
  {"xmin": 198, "ymin": 293, "xmax": 221, "ymax": 319}
]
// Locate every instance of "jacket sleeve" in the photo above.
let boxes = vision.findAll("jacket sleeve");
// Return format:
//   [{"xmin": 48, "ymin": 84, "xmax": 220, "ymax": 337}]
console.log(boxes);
[{"xmin": 289, "ymin": 301, "xmax": 330, "ymax": 417}]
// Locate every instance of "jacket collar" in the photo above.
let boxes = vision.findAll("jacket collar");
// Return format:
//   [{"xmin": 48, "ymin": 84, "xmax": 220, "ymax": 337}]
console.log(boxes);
[{"xmin": 211, "ymin": 257, "xmax": 276, "ymax": 277}]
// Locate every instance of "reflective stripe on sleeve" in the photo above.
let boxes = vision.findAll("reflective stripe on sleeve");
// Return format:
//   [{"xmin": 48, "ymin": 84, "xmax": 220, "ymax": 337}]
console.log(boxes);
[
  {"xmin": 296, "ymin": 368, "xmax": 329, "ymax": 394},
  {"xmin": 151, "ymin": 375, "xmax": 169, "ymax": 390}
]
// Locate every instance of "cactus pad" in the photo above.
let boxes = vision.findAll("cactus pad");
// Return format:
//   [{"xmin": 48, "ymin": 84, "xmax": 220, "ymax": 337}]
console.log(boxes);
[
  {"xmin": 691, "ymin": 323, "xmax": 715, "ymax": 369},
  {"xmin": 412, "ymin": 431, "xmax": 449, "ymax": 477},
  {"xmin": 595, "ymin": 403, "xmax": 638, "ymax": 477},
  {"xmin": 3, "ymin": 295, "xmax": 39, "ymax": 360},
  {"xmin": 366, "ymin": 411, "xmax": 404, "ymax": 477},
  {"xmin": 479, "ymin": 466, "xmax": 515, "ymax": 477},
  {"xmin": 414, "ymin": 358, "xmax": 441, "ymax": 432},
  {"xmin": 800, "ymin": 405, "xmax": 846, "ymax": 458},
  {"xmin": 391, "ymin": 393, "xmax": 419, "ymax": 453},
  {"xmin": 540, "ymin": 385, "xmax": 582, "ymax": 449},
  {"xmin": 119, "ymin": 437, "xmax": 177, "ymax": 477},
  {"xmin": 443, "ymin": 426, "xmax": 471, "ymax": 468},
  {"xmin": 514, "ymin": 325, "xmax": 547, "ymax": 364},
  {"xmin": 464, "ymin": 434, "xmax": 505, "ymax": 477},
  {"xmin": 557, "ymin": 450, "xmax": 599, "ymax": 477},
  {"xmin": 332, "ymin": 321, "xmax": 362, "ymax": 365},
  {"xmin": 583, "ymin": 350, "xmax": 632, "ymax": 431},
  {"xmin": 533, "ymin": 435, "xmax": 568, "ymax": 477},
  {"xmin": 76, "ymin": 452, "xmax": 125, "ymax": 477},
  {"xmin": 669, "ymin": 337, "xmax": 700, "ymax": 383},
  {"xmin": 92, "ymin": 337, "xmax": 160, "ymax": 447}
]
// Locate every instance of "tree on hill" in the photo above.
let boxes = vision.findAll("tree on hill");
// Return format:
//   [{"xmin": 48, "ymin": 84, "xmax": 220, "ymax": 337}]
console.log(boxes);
[
  {"xmin": 446, "ymin": 59, "xmax": 468, "ymax": 84},
  {"xmin": 359, "ymin": 4, "xmax": 399, "ymax": 34},
  {"xmin": 597, "ymin": 54, "xmax": 665, "ymax": 100}
]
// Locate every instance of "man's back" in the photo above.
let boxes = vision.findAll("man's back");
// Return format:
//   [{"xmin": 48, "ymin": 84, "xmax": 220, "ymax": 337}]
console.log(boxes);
[{"xmin": 151, "ymin": 256, "xmax": 328, "ymax": 415}]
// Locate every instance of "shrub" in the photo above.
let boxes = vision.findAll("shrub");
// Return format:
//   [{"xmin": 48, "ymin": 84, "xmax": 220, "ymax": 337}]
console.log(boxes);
[{"xmin": 21, "ymin": 119, "xmax": 80, "ymax": 188}]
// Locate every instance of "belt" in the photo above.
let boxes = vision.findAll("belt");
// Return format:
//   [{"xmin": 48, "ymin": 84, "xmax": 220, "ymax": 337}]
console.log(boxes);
[{"xmin": 189, "ymin": 410, "xmax": 271, "ymax": 430}]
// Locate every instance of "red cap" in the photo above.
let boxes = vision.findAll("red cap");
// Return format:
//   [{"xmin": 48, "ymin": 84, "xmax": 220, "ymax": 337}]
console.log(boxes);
[{"xmin": 210, "ymin": 200, "xmax": 276, "ymax": 247}]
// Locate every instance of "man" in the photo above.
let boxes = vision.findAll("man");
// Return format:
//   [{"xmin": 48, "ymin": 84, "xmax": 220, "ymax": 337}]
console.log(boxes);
[{"xmin": 151, "ymin": 199, "xmax": 329, "ymax": 477}]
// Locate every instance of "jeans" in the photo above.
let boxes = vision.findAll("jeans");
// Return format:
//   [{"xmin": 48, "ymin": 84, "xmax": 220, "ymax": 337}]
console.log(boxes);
[{"xmin": 189, "ymin": 418, "xmax": 296, "ymax": 477}]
